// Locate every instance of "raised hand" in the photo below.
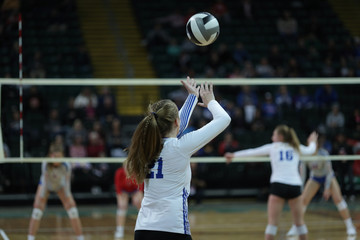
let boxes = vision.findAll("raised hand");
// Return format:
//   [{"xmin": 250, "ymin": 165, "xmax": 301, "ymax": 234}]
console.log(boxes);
[
  {"xmin": 198, "ymin": 81, "xmax": 215, "ymax": 108},
  {"xmin": 307, "ymin": 131, "xmax": 318, "ymax": 144},
  {"xmin": 181, "ymin": 76, "xmax": 199, "ymax": 98},
  {"xmin": 225, "ymin": 152, "xmax": 234, "ymax": 164}
]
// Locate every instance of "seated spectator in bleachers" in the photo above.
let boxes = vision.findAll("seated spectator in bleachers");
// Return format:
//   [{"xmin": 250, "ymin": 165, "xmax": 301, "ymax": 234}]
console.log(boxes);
[
  {"xmin": 74, "ymin": 87, "xmax": 98, "ymax": 110},
  {"xmin": 45, "ymin": 108, "xmax": 64, "ymax": 140},
  {"xmin": 326, "ymin": 103, "xmax": 345, "ymax": 137},
  {"xmin": 348, "ymin": 108, "xmax": 360, "ymax": 130},
  {"xmin": 156, "ymin": 9, "xmax": 185, "ymax": 31},
  {"xmin": 241, "ymin": 60, "xmax": 256, "ymax": 78},
  {"xmin": 210, "ymin": 0, "xmax": 231, "ymax": 23},
  {"xmin": 275, "ymin": 86, "xmax": 292, "ymax": 106},
  {"xmin": 29, "ymin": 51, "xmax": 46, "ymax": 78},
  {"xmin": 250, "ymin": 108, "xmax": 265, "ymax": 132},
  {"xmin": 228, "ymin": 67, "xmax": 243, "ymax": 78},
  {"xmin": 315, "ymin": 84, "xmax": 338, "ymax": 110},
  {"xmin": 66, "ymin": 119, "xmax": 88, "ymax": 147},
  {"xmin": 218, "ymin": 132, "xmax": 239, "ymax": 156},
  {"xmin": 276, "ymin": 10, "xmax": 298, "ymax": 40},
  {"xmin": 261, "ymin": 92, "xmax": 278, "ymax": 121},
  {"xmin": 97, "ymin": 95, "xmax": 117, "ymax": 127},
  {"xmin": 294, "ymin": 86, "xmax": 314, "ymax": 111},
  {"xmin": 47, "ymin": 9, "xmax": 68, "ymax": 32},
  {"xmin": 230, "ymin": 106, "xmax": 246, "ymax": 134},
  {"xmin": 87, "ymin": 131, "xmax": 105, "ymax": 158},
  {"xmin": 267, "ymin": 45, "xmax": 283, "ymax": 69},
  {"xmin": 69, "ymin": 135, "xmax": 87, "ymax": 158},
  {"xmin": 287, "ymin": 57, "xmax": 301, "ymax": 77},
  {"xmin": 233, "ymin": 42, "xmax": 249, "ymax": 65},
  {"xmin": 62, "ymin": 97, "xmax": 84, "ymax": 127},
  {"xmin": 256, "ymin": 57, "xmax": 274, "ymax": 77},
  {"xmin": 339, "ymin": 57, "xmax": 352, "ymax": 77},
  {"xmin": 238, "ymin": 0, "xmax": 254, "ymax": 20},
  {"xmin": 106, "ymin": 118, "xmax": 127, "ymax": 157},
  {"xmin": 143, "ymin": 23, "xmax": 170, "ymax": 47},
  {"xmin": 236, "ymin": 85, "xmax": 258, "ymax": 108},
  {"xmin": 322, "ymin": 57, "xmax": 336, "ymax": 77}
]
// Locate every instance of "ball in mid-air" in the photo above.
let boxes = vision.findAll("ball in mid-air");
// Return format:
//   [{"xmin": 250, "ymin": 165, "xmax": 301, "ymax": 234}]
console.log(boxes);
[{"xmin": 186, "ymin": 12, "xmax": 220, "ymax": 46}]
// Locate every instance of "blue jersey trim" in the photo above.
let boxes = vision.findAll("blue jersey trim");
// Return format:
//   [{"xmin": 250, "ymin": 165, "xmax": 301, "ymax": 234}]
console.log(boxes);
[
  {"xmin": 178, "ymin": 94, "xmax": 196, "ymax": 138},
  {"xmin": 182, "ymin": 188, "xmax": 190, "ymax": 235}
]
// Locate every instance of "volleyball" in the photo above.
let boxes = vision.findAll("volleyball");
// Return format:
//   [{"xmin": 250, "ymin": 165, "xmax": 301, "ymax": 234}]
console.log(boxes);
[{"xmin": 186, "ymin": 12, "xmax": 220, "ymax": 46}]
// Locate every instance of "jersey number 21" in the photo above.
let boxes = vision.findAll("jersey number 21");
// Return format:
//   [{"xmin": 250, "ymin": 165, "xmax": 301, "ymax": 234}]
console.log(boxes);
[{"xmin": 147, "ymin": 158, "xmax": 164, "ymax": 179}]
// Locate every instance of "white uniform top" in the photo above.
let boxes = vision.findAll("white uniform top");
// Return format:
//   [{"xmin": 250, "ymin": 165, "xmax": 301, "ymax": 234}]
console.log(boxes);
[
  {"xmin": 308, "ymin": 148, "xmax": 333, "ymax": 190},
  {"xmin": 39, "ymin": 162, "xmax": 71, "ymax": 197},
  {"xmin": 233, "ymin": 141, "xmax": 316, "ymax": 186},
  {"xmin": 135, "ymin": 100, "xmax": 231, "ymax": 235}
]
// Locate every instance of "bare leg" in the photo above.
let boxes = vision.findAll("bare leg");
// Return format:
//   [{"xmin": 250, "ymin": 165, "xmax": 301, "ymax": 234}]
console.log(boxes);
[
  {"xmin": 115, "ymin": 192, "xmax": 129, "ymax": 238},
  {"xmin": 289, "ymin": 195, "xmax": 307, "ymax": 240},
  {"xmin": 57, "ymin": 188, "xmax": 83, "ymax": 237},
  {"xmin": 28, "ymin": 185, "xmax": 49, "ymax": 237},
  {"xmin": 265, "ymin": 194, "xmax": 285, "ymax": 240},
  {"xmin": 131, "ymin": 191, "xmax": 143, "ymax": 210}
]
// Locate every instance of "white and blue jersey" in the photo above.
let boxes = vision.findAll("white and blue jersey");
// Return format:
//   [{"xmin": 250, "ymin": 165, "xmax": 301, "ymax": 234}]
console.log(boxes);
[
  {"xmin": 308, "ymin": 148, "xmax": 334, "ymax": 190},
  {"xmin": 135, "ymin": 98, "xmax": 231, "ymax": 235},
  {"xmin": 233, "ymin": 141, "xmax": 316, "ymax": 186},
  {"xmin": 39, "ymin": 162, "xmax": 71, "ymax": 197}
]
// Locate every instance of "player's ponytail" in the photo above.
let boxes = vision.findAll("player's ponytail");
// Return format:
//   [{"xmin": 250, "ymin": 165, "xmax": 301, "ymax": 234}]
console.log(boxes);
[
  {"xmin": 275, "ymin": 125, "xmax": 300, "ymax": 153},
  {"xmin": 124, "ymin": 99, "xmax": 179, "ymax": 184}
]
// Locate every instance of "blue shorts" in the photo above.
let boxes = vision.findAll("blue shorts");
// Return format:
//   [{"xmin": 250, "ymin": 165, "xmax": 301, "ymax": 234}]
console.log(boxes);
[{"xmin": 311, "ymin": 174, "xmax": 334, "ymax": 185}]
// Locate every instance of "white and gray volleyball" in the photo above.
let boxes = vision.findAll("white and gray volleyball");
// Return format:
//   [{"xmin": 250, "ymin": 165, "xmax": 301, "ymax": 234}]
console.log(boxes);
[{"xmin": 186, "ymin": 12, "xmax": 220, "ymax": 46}]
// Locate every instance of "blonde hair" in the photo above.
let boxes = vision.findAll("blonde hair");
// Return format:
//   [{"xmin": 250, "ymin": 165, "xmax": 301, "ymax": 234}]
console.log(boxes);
[
  {"xmin": 275, "ymin": 125, "xmax": 300, "ymax": 153},
  {"xmin": 124, "ymin": 99, "xmax": 179, "ymax": 184}
]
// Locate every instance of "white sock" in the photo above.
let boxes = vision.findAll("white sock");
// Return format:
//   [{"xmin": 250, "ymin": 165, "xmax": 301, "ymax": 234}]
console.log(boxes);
[
  {"xmin": 345, "ymin": 218, "xmax": 354, "ymax": 229},
  {"xmin": 76, "ymin": 235, "xmax": 84, "ymax": 240},
  {"xmin": 116, "ymin": 226, "xmax": 124, "ymax": 233},
  {"xmin": 28, "ymin": 235, "xmax": 35, "ymax": 240}
]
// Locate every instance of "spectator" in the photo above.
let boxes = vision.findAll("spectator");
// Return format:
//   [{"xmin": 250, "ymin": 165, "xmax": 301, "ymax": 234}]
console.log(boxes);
[
  {"xmin": 325, "ymin": 39, "xmax": 339, "ymax": 60},
  {"xmin": 87, "ymin": 131, "xmax": 105, "ymax": 158},
  {"xmin": 230, "ymin": 106, "xmax": 246, "ymax": 134},
  {"xmin": 261, "ymin": 92, "xmax": 278, "ymax": 121},
  {"xmin": 236, "ymin": 85, "xmax": 258, "ymax": 108},
  {"xmin": 167, "ymin": 38, "xmax": 181, "ymax": 58},
  {"xmin": 29, "ymin": 51, "xmax": 46, "ymax": 78},
  {"xmin": 326, "ymin": 103, "xmax": 345, "ymax": 136},
  {"xmin": 348, "ymin": 108, "xmax": 360, "ymax": 130},
  {"xmin": 45, "ymin": 108, "xmax": 64, "ymax": 139},
  {"xmin": 268, "ymin": 45, "xmax": 283, "ymax": 69},
  {"xmin": 210, "ymin": 0, "xmax": 231, "ymax": 23},
  {"xmin": 275, "ymin": 85, "xmax": 292, "ymax": 117},
  {"xmin": 233, "ymin": 42, "xmax": 249, "ymax": 65},
  {"xmin": 276, "ymin": 10, "xmax": 298, "ymax": 40},
  {"xmin": 156, "ymin": 9, "xmax": 185, "ymax": 31},
  {"xmin": 97, "ymin": 95, "xmax": 117, "ymax": 126},
  {"xmin": 69, "ymin": 135, "xmax": 91, "ymax": 172},
  {"xmin": 143, "ymin": 23, "xmax": 170, "ymax": 47},
  {"xmin": 339, "ymin": 57, "xmax": 351, "ymax": 77},
  {"xmin": 66, "ymin": 119, "xmax": 87, "ymax": 147},
  {"xmin": 74, "ymin": 87, "xmax": 98, "ymax": 109},
  {"xmin": 294, "ymin": 86, "xmax": 314, "ymax": 111},
  {"xmin": 218, "ymin": 43, "xmax": 232, "ymax": 64},
  {"xmin": 228, "ymin": 67, "xmax": 243, "ymax": 78},
  {"xmin": 106, "ymin": 118, "xmax": 127, "ymax": 157},
  {"xmin": 287, "ymin": 57, "xmax": 301, "ymax": 77},
  {"xmin": 251, "ymin": 108, "xmax": 266, "ymax": 132},
  {"xmin": 62, "ymin": 97, "xmax": 84, "ymax": 127},
  {"xmin": 241, "ymin": 60, "xmax": 256, "ymax": 78},
  {"xmin": 218, "ymin": 132, "xmax": 239, "ymax": 156},
  {"xmin": 256, "ymin": 57, "xmax": 274, "ymax": 77},
  {"xmin": 322, "ymin": 57, "xmax": 335, "ymax": 77},
  {"xmin": 332, "ymin": 133, "xmax": 355, "ymax": 200},
  {"xmin": 314, "ymin": 84, "xmax": 338, "ymax": 110},
  {"xmin": 75, "ymin": 45, "xmax": 92, "ymax": 74},
  {"xmin": 238, "ymin": 0, "xmax": 254, "ymax": 20}
]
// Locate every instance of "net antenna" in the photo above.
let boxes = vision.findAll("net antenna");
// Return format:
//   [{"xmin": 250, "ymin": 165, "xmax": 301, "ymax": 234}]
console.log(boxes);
[{"xmin": 18, "ymin": 13, "xmax": 24, "ymax": 161}]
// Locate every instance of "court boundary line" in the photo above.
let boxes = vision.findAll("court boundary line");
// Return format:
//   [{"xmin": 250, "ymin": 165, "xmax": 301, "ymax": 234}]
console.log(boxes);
[{"xmin": 0, "ymin": 229, "xmax": 9, "ymax": 240}]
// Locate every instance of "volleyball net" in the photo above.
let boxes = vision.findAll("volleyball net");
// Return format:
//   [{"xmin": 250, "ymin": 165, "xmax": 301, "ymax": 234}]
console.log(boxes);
[{"xmin": 1, "ymin": 77, "xmax": 360, "ymax": 163}]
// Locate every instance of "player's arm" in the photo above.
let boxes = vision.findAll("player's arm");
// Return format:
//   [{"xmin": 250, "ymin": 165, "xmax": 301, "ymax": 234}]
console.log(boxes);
[
  {"xmin": 225, "ymin": 144, "xmax": 272, "ymax": 163},
  {"xmin": 177, "ymin": 77, "xmax": 199, "ymax": 138}
]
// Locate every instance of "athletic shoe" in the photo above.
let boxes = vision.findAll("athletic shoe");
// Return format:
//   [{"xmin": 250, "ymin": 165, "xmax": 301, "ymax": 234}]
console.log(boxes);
[
  {"xmin": 114, "ymin": 230, "xmax": 124, "ymax": 239},
  {"xmin": 347, "ymin": 226, "xmax": 357, "ymax": 236},
  {"xmin": 286, "ymin": 225, "xmax": 298, "ymax": 236}
]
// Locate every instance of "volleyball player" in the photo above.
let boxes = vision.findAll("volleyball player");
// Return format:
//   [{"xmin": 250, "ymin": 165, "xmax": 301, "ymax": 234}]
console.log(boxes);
[
  {"xmin": 286, "ymin": 135, "xmax": 357, "ymax": 237},
  {"xmin": 225, "ymin": 125, "xmax": 318, "ymax": 240},
  {"xmin": 28, "ymin": 144, "xmax": 84, "ymax": 240},
  {"xmin": 125, "ymin": 80, "xmax": 231, "ymax": 240},
  {"xmin": 114, "ymin": 77, "xmax": 199, "ymax": 239}
]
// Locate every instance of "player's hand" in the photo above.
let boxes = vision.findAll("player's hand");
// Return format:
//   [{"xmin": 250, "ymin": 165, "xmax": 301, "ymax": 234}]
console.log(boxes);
[
  {"xmin": 198, "ymin": 82, "xmax": 215, "ymax": 108},
  {"xmin": 307, "ymin": 131, "xmax": 318, "ymax": 144},
  {"xmin": 323, "ymin": 189, "xmax": 331, "ymax": 201},
  {"xmin": 181, "ymin": 76, "xmax": 199, "ymax": 98},
  {"xmin": 225, "ymin": 152, "xmax": 234, "ymax": 164}
]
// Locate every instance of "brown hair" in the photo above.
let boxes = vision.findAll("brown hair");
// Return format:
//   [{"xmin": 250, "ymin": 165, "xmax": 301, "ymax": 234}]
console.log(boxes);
[
  {"xmin": 275, "ymin": 125, "xmax": 300, "ymax": 152},
  {"xmin": 124, "ymin": 99, "xmax": 179, "ymax": 184}
]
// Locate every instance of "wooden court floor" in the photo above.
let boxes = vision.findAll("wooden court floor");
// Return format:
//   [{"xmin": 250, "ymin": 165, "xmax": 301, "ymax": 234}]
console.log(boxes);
[{"xmin": 0, "ymin": 199, "xmax": 359, "ymax": 240}]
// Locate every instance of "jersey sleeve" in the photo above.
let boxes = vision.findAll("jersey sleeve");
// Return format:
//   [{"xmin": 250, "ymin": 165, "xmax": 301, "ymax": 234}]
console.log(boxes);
[
  {"xmin": 299, "ymin": 141, "xmax": 316, "ymax": 155},
  {"xmin": 177, "ymin": 94, "xmax": 198, "ymax": 138},
  {"xmin": 233, "ymin": 144, "xmax": 273, "ymax": 157},
  {"xmin": 178, "ymin": 100, "xmax": 231, "ymax": 156}
]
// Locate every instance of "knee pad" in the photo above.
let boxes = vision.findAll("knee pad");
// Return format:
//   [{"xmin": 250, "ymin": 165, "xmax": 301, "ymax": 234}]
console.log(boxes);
[
  {"xmin": 67, "ymin": 207, "xmax": 79, "ymax": 219},
  {"xmin": 117, "ymin": 209, "xmax": 126, "ymax": 216},
  {"xmin": 265, "ymin": 224, "xmax": 278, "ymax": 235},
  {"xmin": 297, "ymin": 224, "xmax": 308, "ymax": 235},
  {"xmin": 31, "ymin": 208, "xmax": 43, "ymax": 220},
  {"xmin": 337, "ymin": 199, "xmax": 348, "ymax": 211}
]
